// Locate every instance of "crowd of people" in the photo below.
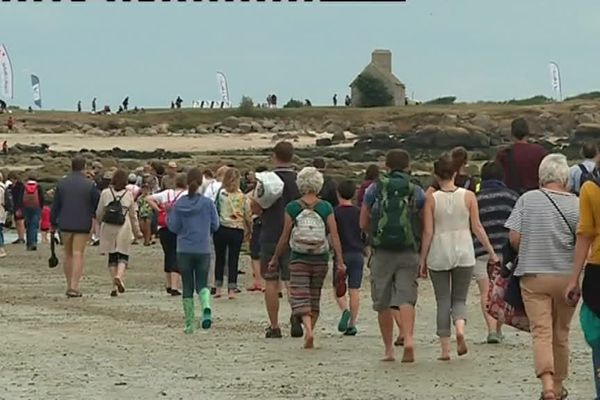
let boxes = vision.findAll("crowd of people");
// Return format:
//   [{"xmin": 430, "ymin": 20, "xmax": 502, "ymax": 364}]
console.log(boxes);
[{"xmin": 1, "ymin": 117, "xmax": 600, "ymax": 399}]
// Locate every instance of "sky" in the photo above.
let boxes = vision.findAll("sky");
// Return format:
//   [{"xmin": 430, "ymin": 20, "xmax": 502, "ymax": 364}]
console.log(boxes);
[{"xmin": 0, "ymin": 0, "xmax": 598, "ymax": 110}]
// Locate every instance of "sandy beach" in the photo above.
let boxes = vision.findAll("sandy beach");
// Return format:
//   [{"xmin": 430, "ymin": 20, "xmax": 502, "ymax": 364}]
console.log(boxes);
[{"xmin": 0, "ymin": 242, "xmax": 595, "ymax": 400}]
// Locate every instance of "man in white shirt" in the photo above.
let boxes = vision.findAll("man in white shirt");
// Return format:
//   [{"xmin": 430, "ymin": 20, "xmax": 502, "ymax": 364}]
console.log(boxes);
[{"xmin": 569, "ymin": 142, "xmax": 598, "ymax": 195}]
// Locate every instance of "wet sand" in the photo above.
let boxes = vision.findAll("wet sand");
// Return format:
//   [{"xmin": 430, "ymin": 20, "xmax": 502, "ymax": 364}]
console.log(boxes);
[{"xmin": 0, "ymin": 243, "xmax": 595, "ymax": 400}]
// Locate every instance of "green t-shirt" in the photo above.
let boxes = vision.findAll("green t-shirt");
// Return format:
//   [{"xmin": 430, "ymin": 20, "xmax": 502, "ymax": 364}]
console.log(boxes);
[{"xmin": 285, "ymin": 200, "xmax": 333, "ymax": 263}]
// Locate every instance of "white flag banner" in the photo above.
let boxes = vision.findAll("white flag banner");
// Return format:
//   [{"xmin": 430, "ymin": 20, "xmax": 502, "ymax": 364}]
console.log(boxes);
[
  {"xmin": 549, "ymin": 62, "xmax": 562, "ymax": 101},
  {"xmin": 216, "ymin": 72, "xmax": 230, "ymax": 104},
  {"xmin": 0, "ymin": 44, "xmax": 14, "ymax": 100}
]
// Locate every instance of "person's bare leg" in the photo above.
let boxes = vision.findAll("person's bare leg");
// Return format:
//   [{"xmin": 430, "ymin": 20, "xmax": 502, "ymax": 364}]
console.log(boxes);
[
  {"xmin": 171, "ymin": 272, "xmax": 181, "ymax": 291},
  {"xmin": 71, "ymin": 250, "xmax": 85, "ymax": 292},
  {"xmin": 109, "ymin": 266, "xmax": 118, "ymax": 292},
  {"xmin": 42, "ymin": 232, "xmax": 49, "ymax": 244},
  {"xmin": 393, "ymin": 309, "xmax": 404, "ymax": 345},
  {"xmin": 378, "ymin": 309, "xmax": 395, "ymax": 361},
  {"xmin": 455, "ymin": 319, "xmax": 468, "ymax": 356},
  {"xmin": 349, "ymin": 289, "xmax": 360, "ymax": 327},
  {"xmin": 540, "ymin": 372, "xmax": 555, "ymax": 398},
  {"xmin": 302, "ymin": 314, "xmax": 314, "ymax": 349},
  {"xmin": 477, "ymin": 278, "xmax": 497, "ymax": 336},
  {"xmin": 265, "ymin": 280, "xmax": 280, "ymax": 329},
  {"xmin": 64, "ymin": 249, "xmax": 74, "ymax": 291},
  {"xmin": 251, "ymin": 259, "xmax": 262, "ymax": 289},
  {"xmin": 399, "ymin": 305, "xmax": 416, "ymax": 363},
  {"xmin": 335, "ymin": 292, "xmax": 348, "ymax": 312},
  {"xmin": 165, "ymin": 272, "xmax": 171, "ymax": 290},
  {"xmin": 439, "ymin": 337, "xmax": 451, "ymax": 361},
  {"xmin": 17, "ymin": 219, "xmax": 25, "ymax": 241},
  {"xmin": 311, "ymin": 311, "xmax": 319, "ymax": 329}
]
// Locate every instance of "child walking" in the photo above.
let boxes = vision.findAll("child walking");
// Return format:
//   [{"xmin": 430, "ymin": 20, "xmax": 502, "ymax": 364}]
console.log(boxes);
[
  {"xmin": 40, "ymin": 203, "xmax": 52, "ymax": 244},
  {"xmin": 137, "ymin": 184, "xmax": 154, "ymax": 246},
  {"xmin": 168, "ymin": 168, "xmax": 220, "ymax": 334},
  {"xmin": 334, "ymin": 180, "xmax": 365, "ymax": 336}
]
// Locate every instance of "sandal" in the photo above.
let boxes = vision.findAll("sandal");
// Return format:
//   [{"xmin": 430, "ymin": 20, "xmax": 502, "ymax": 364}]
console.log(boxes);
[
  {"xmin": 66, "ymin": 290, "xmax": 82, "ymax": 298},
  {"xmin": 557, "ymin": 388, "xmax": 568, "ymax": 400},
  {"xmin": 114, "ymin": 277, "xmax": 125, "ymax": 294},
  {"xmin": 394, "ymin": 337, "xmax": 405, "ymax": 347},
  {"xmin": 110, "ymin": 290, "xmax": 118, "ymax": 297},
  {"xmin": 540, "ymin": 391, "xmax": 556, "ymax": 400}
]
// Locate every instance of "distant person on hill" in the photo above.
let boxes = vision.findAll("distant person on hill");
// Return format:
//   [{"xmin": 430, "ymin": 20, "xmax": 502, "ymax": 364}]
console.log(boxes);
[
  {"xmin": 77, "ymin": 101, "xmax": 82, "ymax": 113},
  {"xmin": 7, "ymin": 116, "xmax": 14, "ymax": 132},
  {"xmin": 2, "ymin": 141, "xmax": 7, "ymax": 155},
  {"xmin": 96, "ymin": 170, "xmax": 142, "ymax": 297},
  {"xmin": 171, "ymin": 101, "xmax": 175, "ymax": 109},
  {"xmin": 333, "ymin": 94, "xmax": 338, "ymax": 107},
  {"xmin": 122, "ymin": 97, "xmax": 129, "ymax": 111},
  {"xmin": 313, "ymin": 158, "xmax": 338, "ymax": 207},
  {"xmin": 345, "ymin": 95, "xmax": 351, "ymax": 107},
  {"xmin": 496, "ymin": 118, "xmax": 547, "ymax": 194},
  {"xmin": 569, "ymin": 141, "xmax": 598, "ymax": 195},
  {"xmin": 52, "ymin": 157, "xmax": 100, "ymax": 297},
  {"xmin": 22, "ymin": 173, "xmax": 45, "ymax": 251},
  {"xmin": 0, "ymin": 99, "xmax": 6, "ymax": 112},
  {"xmin": 267, "ymin": 95, "xmax": 272, "ymax": 108},
  {"xmin": 175, "ymin": 96, "xmax": 183, "ymax": 109},
  {"xmin": 305, "ymin": 99, "xmax": 312, "ymax": 107},
  {"xmin": 92, "ymin": 97, "xmax": 97, "ymax": 113},
  {"xmin": 271, "ymin": 94, "xmax": 277, "ymax": 108}
]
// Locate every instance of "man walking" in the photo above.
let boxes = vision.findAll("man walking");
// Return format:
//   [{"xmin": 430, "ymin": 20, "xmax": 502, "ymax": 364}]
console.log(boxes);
[
  {"xmin": 360, "ymin": 150, "xmax": 425, "ymax": 362},
  {"xmin": 22, "ymin": 173, "xmax": 44, "ymax": 251},
  {"xmin": 51, "ymin": 157, "xmax": 100, "ymax": 298}
]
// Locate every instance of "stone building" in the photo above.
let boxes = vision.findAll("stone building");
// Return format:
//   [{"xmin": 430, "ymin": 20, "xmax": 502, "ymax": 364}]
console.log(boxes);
[{"xmin": 350, "ymin": 49, "xmax": 406, "ymax": 107}]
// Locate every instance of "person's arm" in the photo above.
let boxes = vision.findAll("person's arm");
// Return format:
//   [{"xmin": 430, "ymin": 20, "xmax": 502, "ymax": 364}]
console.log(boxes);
[
  {"xmin": 51, "ymin": 185, "xmax": 62, "ymax": 229},
  {"xmin": 509, "ymin": 230, "xmax": 521, "ymax": 250},
  {"xmin": 38, "ymin": 185, "xmax": 45, "ymax": 207},
  {"xmin": 95, "ymin": 190, "xmax": 105, "ymax": 222},
  {"xmin": 128, "ymin": 194, "xmax": 142, "ymax": 237},
  {"xmin": 418, "ymin": 192, "xmax": 435, "ymax": 277},
  {"xmin": 467, "ymin": 191, "xmax": 498, "ymax": 262},
  {"xmin": 326, "ymin": 212, "xmax": 346, "ymax": 273},
  {"xmin": 269, "ymin": 214, "xmax": 293, "ymax": 269},
  {"xmin": 167, "ymin": 205, "xmax": 181, "ymax": 235},
  {"xmin": 146, "ymin": 191, "xmax": 165, "ymax": 213},
  {"xmin": 209, "ymin": 200, "xmax": 220, "ymax": 234},
  {"xmin": 250, "ymin": 198, "xmax": 263, "ymax": 216},
  {"xmin": 359, "ymin": 183, "xmax": 376, "ymax": 232},
  {"xmin": 243, "ymin": 196, "xmax": 253, "ymax": 239}
]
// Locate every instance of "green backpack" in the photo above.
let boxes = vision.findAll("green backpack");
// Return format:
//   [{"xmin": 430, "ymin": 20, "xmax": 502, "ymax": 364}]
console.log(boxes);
[{"xmin": 370, "ymin": 171, "xmax": 419, "ymax": 251}]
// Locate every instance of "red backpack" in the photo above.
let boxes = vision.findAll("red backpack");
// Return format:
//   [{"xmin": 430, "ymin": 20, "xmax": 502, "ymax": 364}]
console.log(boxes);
[
  {"xmin": 157, "ymin": 190, "xmax": 183, "ymax": 228},
  {"xmin": 22, "ymin": 182, "xmax": 41, "ymax": 209}
]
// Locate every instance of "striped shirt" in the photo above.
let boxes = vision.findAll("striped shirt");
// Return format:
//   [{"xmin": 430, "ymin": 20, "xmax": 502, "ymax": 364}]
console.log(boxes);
[
  {"xmin": 473, "ymin": 181, "xmax": 519, "ymax": 257},
  {"xmin": 504, "ymin": 189, "xmax": 579, "ymax": 276}
]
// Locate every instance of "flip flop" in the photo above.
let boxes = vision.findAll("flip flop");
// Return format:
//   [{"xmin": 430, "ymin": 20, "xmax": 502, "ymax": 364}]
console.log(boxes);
[
  {"xmin": 66, "ymin": 290, "xmax": 82, "ymax": 298},
  {"xmin": 394, "ymin": 337, "xmax": 405, "ymax": 347}
]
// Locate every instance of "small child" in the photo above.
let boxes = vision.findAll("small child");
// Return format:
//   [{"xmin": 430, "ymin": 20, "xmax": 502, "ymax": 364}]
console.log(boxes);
[
  {"xmin": 334, "ymin": 180, "xmax": 365, "ymax": 336},
  {"xmin": 137, "ymin": 185, "xmax": 153, "ymax": 246},
  {"xmin": 40, "ymin": 204, "xmax": 51, "ymax": 244}
]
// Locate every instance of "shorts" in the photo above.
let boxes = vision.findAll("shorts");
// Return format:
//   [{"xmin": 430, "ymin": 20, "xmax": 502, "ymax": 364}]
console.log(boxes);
[
  {"xmin": 250, "ymin": 221, "xmax": 262, "ymax": 261},
  {"xmin": 108, "ymin": 252, "xmax": 129, "ymax": 267},
  {"xmin": 260, "ymin": 242, "xmax": 290, "ymax": 281},
  {"xmin": 370, "ymin": 248, "xmax": 419, "ymax": 311},
  {"xmin": 62, "ymin": 232, "xmax": 89, "ymax": 254},
  {"xmin": 473, "ymin": 255, "xmax": 501, "ymax": 281},
  {"xmin": 333, "ymin": 252, "xmax": 364, "ymax": 290}
]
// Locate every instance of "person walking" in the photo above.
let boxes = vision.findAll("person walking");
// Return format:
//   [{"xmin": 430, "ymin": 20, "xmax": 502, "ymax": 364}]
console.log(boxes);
[
  {"xmin": 0, "ymin": 173, "xmax": 7, "ymax": 258},
  {"xmin": 96, "ymin": 170, "xmax": 142, "ymax": 297},
  {"xmin": 147, "ymin": 173, "xmax": 187, "ymax": 295},
  {"xmin": 22, "ymin": 173, "xmax": 45, "ymax": 251},
  {"xmin": 137, "ymin": 184, "xmax": 154, "ymax": 246},
  {"xmin": 247, "ymin": 166, "xmax": 268, "ymax": 292},
  {"xmin": 334, "ymin": 180, "xmax": 364, "ymax": 336},
  {"xmin": 249, "ymin": 142, "xmax": 301, "ymax": 339},
  {"xmin": 360, "ymin": 150, "xmax": 425, "ymax": 362},
  {"xmin": 566, "ymin": 155, "xmax": 600, "ymax": 400},
  {"xmin": 268, "ymin": 167, "xmax": 345, "ymax": 349},
  {"xmin": 313, "ymin": 158, "xmax": 338, "ymax": 207},
  {"xmin": 168, "ymin": 168, "xmax": 219, "ymax": 334},
  {"xmin": 419, "ymin": 154, "xmax": 498, "ymax": 361},
  {"xmin": 356, "ymin": 164, "xmax": 379, "ymax": 208},
  {"xmin": 8, "ymin": 172, "xmax": 25, "ymax": 245},
  {"xmin": 213, "ymin": 168, "xmax": 252, "ymax": 299},
  {"xmin": 472, "ymin": 161, "xmax": 519, "ymax": 343},
  {"xmin": 51, "ymin": 157, "xmax": 100, "ymax": 297},
  {"xmin": 568, "ymin": 141, "xmax": 597, "ymax": 195},
  {"xmin": 505, "ymin": 154, "xmax": 579, "ymax": 400},
  {"xmin": 161, "ymin": 161, "xmax": 178, "ymax": 191}
]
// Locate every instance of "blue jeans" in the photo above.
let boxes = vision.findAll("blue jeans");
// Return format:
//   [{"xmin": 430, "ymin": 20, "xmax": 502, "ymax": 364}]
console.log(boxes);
[
  {"xmin": 0, "ymin": 223, "xmax": 4, "ymax": 247},
  {"xmin": 593, "ymin": 343, "xmax": 600, "ymax": 400},
  {"xmin": 23, "ymin": 207, "xmax": 41, "ymax": 248},
  {"xmin": 178, "ymin": 253, "xmax": 211, "ymax": 298}
]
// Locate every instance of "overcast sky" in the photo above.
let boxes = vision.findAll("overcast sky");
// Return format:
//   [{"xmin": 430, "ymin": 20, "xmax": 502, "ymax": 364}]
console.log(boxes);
[{"xmin": 0, "ymin": 0, "xmax": 598, "ymax": 110}]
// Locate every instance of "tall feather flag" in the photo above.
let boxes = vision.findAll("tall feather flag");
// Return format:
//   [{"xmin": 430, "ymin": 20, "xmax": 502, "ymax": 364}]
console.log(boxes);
[
  {"xmin": 216, "ymin": 72, "xmax": 230, "ymax": 104},
  {"xmin": 31, "ymin": 74, "xmax": 42, "ymax": 108},
  {"xmin": 0, "ymin": 44, "xmax": 14, "ymax": 100},
  {"xmin": 549, "ymin": 62, "xmax": 562, "ymax": 101}
]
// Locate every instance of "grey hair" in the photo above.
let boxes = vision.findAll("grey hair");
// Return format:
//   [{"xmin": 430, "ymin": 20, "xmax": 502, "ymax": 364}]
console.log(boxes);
[
  {"xmin": 539, "ymin": 153, "xmax": 570, "ymax": 187},
  {"xmin": 296, "ymin": 167, "xmax": 324, "ymax": 195}
]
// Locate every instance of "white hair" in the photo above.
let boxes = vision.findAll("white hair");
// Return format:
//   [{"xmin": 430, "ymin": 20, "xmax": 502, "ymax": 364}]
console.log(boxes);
[
  {"xmin": 296, "ymin": 167, "xmax": 324, "ymax": 195},
  {"xmin": 539, "ymin": 153, "xmax": 569, "ymax": 187}
]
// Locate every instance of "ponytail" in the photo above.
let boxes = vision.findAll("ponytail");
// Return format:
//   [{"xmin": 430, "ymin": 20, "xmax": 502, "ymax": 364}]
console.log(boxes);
[{"xmin": 186, "ymin": 167, "xmax": 203, "ymax": 197}]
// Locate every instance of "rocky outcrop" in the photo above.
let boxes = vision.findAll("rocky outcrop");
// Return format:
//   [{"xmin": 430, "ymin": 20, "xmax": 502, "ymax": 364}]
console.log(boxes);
[
  {"xmin": 404, "ymin": 125, "xmax": 490, "ymax": 149},
  {"xmin": 573, "ymin": 123, "xmax": 600, "ymax": 142}
]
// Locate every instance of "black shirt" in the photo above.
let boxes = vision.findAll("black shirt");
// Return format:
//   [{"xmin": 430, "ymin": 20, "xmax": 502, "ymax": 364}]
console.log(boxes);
[
  {"xmin": 260, "ymin": 168, "xmax": 300, "ymax": 244},
  {"xmin": 334, "ymin": 204, "xmax": 364, "ymax": 254},
  {"xmin": 319, "ymin": 175, "xmax": 338, "ymax": 207}
]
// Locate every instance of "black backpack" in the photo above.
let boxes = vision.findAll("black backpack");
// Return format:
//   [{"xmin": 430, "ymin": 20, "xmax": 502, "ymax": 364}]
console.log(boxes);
[
  {"xmin": 2, "ymin": 183, "xmax": 14, "ymax": 214},
  {"xmin": 102, "ymin": 188, "xmax": 128, "ymax": 226},
  {"xmin": 575, "ymin": 164, "xmax": 593, "ymax": 195}
]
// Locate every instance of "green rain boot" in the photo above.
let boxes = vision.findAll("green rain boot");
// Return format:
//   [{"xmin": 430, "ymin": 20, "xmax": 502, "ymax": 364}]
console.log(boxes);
[
  {"xmin": 182, "ymin": 298, "xmax": 195, "ymax": 335},
  {"xmin": 199, "ymin": 288, "xmax": 212, "ymax": 330}
]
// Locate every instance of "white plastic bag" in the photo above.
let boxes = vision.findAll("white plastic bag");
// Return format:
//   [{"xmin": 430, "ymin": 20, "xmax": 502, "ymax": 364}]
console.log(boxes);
[{"xmin": 252, "ymin": 171, "xmax": 284, "ymax": 209}]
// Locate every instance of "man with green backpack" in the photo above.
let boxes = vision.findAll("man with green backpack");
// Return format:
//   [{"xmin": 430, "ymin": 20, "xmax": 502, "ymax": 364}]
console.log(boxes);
[{"xmin": 360, "ymin": 149, "xmax": 425, "ymax": 363}]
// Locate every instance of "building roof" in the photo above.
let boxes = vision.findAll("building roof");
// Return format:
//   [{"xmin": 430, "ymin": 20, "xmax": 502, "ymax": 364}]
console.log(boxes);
[{"xmin": 350, "ymin": 62, "xmax": 405, "ymax": 88}]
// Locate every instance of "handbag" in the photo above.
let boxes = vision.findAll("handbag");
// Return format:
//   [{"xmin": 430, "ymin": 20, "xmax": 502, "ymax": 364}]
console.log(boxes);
[{"xmin": 487, "ymin": 258, "xmax": 530, "ymax": 332}]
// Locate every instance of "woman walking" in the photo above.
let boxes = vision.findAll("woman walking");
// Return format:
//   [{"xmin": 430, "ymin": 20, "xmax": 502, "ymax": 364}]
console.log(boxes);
[
  {"xmin": 96, "ymin": 170, "xmax": 142, "ymax": 297},
  {"xmin": 268, "ymin": 167, "xmax": 346, "ymax": 349},
  {"xmin": 505, "ymin": 154, "xmax": 579, "ymax": 400},
  {"xmin": 168, "ymin": 168, "xmax": 219, "ymax": 334},
  {"xmin": 146, "ymin": 173, "xmax": 187, "ymax": 296},
  {"xmin": 567, "ymin": 159, "xmax": 600, "ymax": 400},
  {"xmin": 419, "ymin": 154, "xmax": 498, "ymax": 361},
  {"xmin": 214, "ymin": 168, "xmax": 253, "ymax": 299}
]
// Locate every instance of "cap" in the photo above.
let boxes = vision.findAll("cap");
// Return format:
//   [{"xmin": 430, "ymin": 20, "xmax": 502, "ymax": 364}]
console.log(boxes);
[
  {"xmin": 128, "ymin": 173, "xmax": 137, "ymax": 183},
  {"xmin": 168, "ymin": 161, "xmax": 178, "ymax": 168},
  {"xmin": 103, "ymin": 171, "xmax": 114, "ymax": 180}
]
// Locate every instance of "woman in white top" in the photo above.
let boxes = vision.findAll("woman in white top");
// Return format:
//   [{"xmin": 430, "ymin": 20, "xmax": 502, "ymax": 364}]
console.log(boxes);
[
  {"xmin": 96, "ymin": 170, "xmax": 142, "ymax": 297},
  {"xmin": 146, "ymin": 173, "xmax": 187, "ymax": 296},
  {"xmin": 419, "ymin": 154, "xmax": 498, "ymax": 361}
]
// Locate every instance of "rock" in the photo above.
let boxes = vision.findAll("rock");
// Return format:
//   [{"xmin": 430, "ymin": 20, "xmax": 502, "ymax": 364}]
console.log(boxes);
[
  {"xmin": 405, "ymin": 125, "xmax": 490, "ymax": 149},
  {"xmin": 441, "ymin": 114, "xmax": 458, "ymax": 126},
  {"xmin": 578, "ymin": 113, "xmax": 599, "ymax": 124},
  {"xmin": 196, "ymin": 126, "xmax": 209, "ymax": 134},
  {"xmin": 271, "ymin": 125, "xmax": 285, "ymax": 133},
  {"xmin": 573, "ymin": 123, "xmax": 600, "ymax": 142},
  {"xmin": 219, "ymin": 126, "xmax": 233, "ymax": 133},
  {"xmin": 156, "ymin": 123, "xmax": 169, "ymax": 134},
  {"xmin": 123, "ymin": 127, "xmax": 136, "ymax": 136},
  {"xmin": 222, "ymin": 116, "xmax": 241, "ymax": 129},
  {"xmin": 238, "ymin": 122, "xmax": 252, "ymax": 134},
  {"xmin": 0, "ymin": 126, "xmax": 8, "ymax": 134},
  {"xmin": 578, "ymin": 105, "xmax": 599, "ymax": 112},
  {"xmin": 316, "ymin": 138, "xmax": 333, "ymax": 147},
  {"xmin": 262, "ymin": 120, "xmax": 276, "ymax": 130},
  {"xmin": 87, "ymin": 128, "xmax": 106, "ymax": 136},
  {"xmin": 250, "ymin": 121, "xmax": 263, "ymax": 132},
  {"xmin": 354, "ymin": 134, "xmax": 402, "ymax": 151},
  {"xmin": 140, "ymin": 127, "xmax": 158, "ymax": 136},
  {"xmin": 331, "ymin": 131, "xmax": 345, "ymax": 144},
  {"xmin": 470, "ymin": 113, "xmax": 497, "ymax": 132}
]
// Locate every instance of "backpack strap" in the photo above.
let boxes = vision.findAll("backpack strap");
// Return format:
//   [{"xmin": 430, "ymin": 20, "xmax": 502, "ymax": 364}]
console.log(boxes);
[{"xmin": 579, "ymin": 163, "xmax": 589, "ymax": 176}]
